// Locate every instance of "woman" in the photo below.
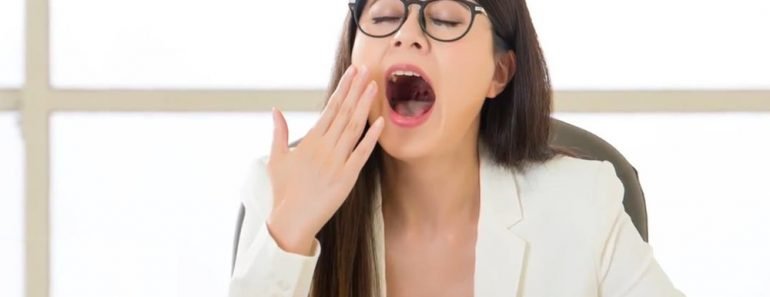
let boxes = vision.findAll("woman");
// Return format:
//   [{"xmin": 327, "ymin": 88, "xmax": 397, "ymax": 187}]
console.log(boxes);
[{"xmin": 230, "ymin": 0, "xmax": 684, "ymax": 296}]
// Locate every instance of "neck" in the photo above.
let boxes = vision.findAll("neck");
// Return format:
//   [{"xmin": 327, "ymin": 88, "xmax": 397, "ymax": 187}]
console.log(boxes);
[{"xmin": 380, "ymin": 137, "xmax": 481, "ymax": 234}]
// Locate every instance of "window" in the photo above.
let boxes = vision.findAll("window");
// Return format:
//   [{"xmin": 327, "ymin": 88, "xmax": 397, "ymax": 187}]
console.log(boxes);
[
  {"xmin": 50, "ymin": 0, "xmax": 347, "ymax": 89},
  {"xmin": 50, "ymin": 112, "xmax": 319, "ymax": 297},
  {"xmin": 528, "ymin": 0, "xmax": 770, "ymax": 89},
  {"xmin": 0, "ymin": 113, "xmax": 24, "ymax": 297},
  {"xmin": 15, "ymin": 1, "xmax": 770, "ymax": 297},
  {"xmin": 50, "ymin": 0, "xmax": 770, "ymax": 90},
  {"xmin": 0, "ymin": 0, "xmax": 24, "ymax": 88}
]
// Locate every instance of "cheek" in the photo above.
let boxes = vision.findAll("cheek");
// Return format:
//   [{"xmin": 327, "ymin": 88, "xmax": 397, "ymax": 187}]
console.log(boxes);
[
  {"xmin": 432, "ymin": 54, "xmax": 495, "ymax": 131},
  {"xmin": 438, "ymin": 55, "xmax": 494, "ymax": 114},
  {"xmin": 351, "ymin": 39, "xmax": 365, "ymax": 65},
  {"xmin": 351, "ymin": 36, "xmax": 384, "ymax": 67},
  {"xmin": 441, "ymin": 30, "xmax": 496, "ymax": 85}
]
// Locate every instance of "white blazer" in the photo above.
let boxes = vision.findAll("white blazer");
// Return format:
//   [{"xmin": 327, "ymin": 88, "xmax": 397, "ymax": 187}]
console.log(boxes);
[{"xmin": 229, "ymin": 151, "xmax": 685, "ymax": 297}]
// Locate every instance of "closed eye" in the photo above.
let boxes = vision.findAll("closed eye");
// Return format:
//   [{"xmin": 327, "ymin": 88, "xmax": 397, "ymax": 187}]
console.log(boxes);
[
  {"xmin": 372, "ymin": 16, "xmax": 403, "ymax": 24},
  {"xmin": 429, "ymin": 18, "xmax": 461, "ymax": 27}
]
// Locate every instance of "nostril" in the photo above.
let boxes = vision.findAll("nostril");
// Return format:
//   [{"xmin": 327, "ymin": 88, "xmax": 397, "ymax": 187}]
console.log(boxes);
[{"xmin": 393, "ymin": 40, "xmax": 422, "ymax": 50}]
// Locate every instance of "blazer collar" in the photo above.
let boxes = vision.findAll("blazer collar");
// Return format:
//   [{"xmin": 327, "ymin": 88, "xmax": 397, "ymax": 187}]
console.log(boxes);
[
  {"xmin": 373, "ymin": 150, "xmax": 528, "ymax": 297},
  {"xmin": 474, "ymin": 150, "xmax": 527, "ymax": 297},
  {"xmin": 478, "ymin": 152, "xmax": 523, "ymax": 228}
]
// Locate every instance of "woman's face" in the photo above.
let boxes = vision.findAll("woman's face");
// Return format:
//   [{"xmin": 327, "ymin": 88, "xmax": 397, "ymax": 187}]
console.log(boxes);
[{"xmin": 351, "ymin": 0, "xmax": 508, "ymax": 161}]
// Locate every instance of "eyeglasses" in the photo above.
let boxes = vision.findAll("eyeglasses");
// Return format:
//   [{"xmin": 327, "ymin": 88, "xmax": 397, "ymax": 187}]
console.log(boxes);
[{"xmin": 348, "ymin": 0, "xmax": 491, "ymax": 43}]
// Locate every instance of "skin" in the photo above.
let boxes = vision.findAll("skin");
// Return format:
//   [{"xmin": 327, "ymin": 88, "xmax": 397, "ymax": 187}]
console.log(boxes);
[
  {"xmin": 353, "ymin": 2, "xmax": 514, "ymax": 295},
  {"xmin": 267, "ymin": 1, "xmax": 515, "ymax": 296}
]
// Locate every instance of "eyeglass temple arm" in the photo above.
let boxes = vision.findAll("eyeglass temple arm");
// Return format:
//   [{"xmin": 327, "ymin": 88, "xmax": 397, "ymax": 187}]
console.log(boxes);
[{"xmin": 474, "ymin": 6, "xmax": 487, "ymax": 16}]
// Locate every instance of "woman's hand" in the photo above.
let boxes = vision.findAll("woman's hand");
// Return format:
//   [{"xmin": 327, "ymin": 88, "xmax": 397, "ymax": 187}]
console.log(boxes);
[{"xmin": 266, "ymin": 65, "xmax": 384, "ymax": 255}]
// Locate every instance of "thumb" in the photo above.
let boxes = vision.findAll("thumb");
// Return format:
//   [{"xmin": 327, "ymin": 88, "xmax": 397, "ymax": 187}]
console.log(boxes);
[{"xmin": 271, "ymin": 107, "xmax": 289, "ymax": 156}]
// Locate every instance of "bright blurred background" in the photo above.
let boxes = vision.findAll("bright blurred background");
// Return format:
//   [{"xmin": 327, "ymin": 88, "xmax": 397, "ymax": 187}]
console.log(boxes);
[{"xmin": 1, "ymin": 0, "xmax": 769, "ymax": 297}]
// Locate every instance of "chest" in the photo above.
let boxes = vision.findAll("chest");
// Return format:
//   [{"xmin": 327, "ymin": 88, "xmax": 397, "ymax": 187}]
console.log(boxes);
[{"xmin": 384, "ymin": 234, "xmax": 477, "ymax": 297}]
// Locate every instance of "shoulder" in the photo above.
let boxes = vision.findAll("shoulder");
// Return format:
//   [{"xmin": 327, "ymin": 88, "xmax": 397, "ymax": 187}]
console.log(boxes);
[
  {"xmin": 515, "ymin": 155, "xmax": 620, "ymax": 199},
  {"xmin": 245, "ymin": 155, "xmax": 271, "ymax": 184},
  {"xmin": 513, "ymin": 155, "xmax": 625, "ymax": 238},
  {"xmin": 239, "ymin": 155, "xmax": 274, "ymax": 216}
]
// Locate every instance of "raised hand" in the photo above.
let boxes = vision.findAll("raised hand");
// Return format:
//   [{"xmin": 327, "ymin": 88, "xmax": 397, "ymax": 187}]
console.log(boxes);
[{"xmin": 266, "ymin": 65, "xmax": 384, "ymax": 255}]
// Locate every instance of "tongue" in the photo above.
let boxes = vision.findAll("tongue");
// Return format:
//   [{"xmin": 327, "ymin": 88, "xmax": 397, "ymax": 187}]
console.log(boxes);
[{"xmin": 394, "ymin": 100, "xmax": 433, "ymax": 117}]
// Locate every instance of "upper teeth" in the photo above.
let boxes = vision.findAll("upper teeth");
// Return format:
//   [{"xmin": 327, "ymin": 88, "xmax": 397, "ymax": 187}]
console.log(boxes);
[{"xmin": 390, "ymin": 70, "xmax": 421, "ymax": 82}]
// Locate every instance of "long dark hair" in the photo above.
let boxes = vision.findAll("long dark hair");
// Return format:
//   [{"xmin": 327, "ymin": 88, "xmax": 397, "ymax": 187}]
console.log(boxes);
[{"xmin": 311, "ymin": 1, "xmax": 557, "ymax": 296}]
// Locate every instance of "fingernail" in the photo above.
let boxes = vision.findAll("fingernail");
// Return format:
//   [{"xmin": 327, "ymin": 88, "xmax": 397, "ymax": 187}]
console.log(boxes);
[
  {"xmin": 271, "ymin": 107, "xmax": 276, "ymax": 121},
  {"xmin": 346, "ymin": 64, "xmax": 357, "ymax": 76},
  {"xmin": 366, "ymin": 81, "xmax": 377, "ymax": 95}
]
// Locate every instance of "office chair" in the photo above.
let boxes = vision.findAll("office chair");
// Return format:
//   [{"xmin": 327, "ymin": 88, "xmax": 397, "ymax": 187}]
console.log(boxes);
[
  {"xmin": 231, "ymin": 118, "xmax": 649, "ymax": 271},
  {"xmin": 550, "ymin": 119, "xmax": 648, "ymax": 242}
]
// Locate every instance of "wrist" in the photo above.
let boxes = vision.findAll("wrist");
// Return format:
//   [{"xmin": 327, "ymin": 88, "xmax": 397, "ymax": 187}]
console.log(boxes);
[{"xmin": 267, "ymin": 209, "xmax": 317, "ymax": 256}]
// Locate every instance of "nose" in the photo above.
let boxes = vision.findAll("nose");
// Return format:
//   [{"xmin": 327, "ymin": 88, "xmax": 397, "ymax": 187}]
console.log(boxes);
[{"xmin": 391, "ymin": 5, "xmax": 429, "ymax": 52}]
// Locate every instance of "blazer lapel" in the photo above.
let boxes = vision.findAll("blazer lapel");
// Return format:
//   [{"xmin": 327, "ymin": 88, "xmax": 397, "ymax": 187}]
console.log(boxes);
[
  {"xmin": 474, "ymin": 155, "xmax": 527, "ymax": 297},
  {"xmin": 372, "ymin": 152, "xmax": 528, "ymax": 297}
]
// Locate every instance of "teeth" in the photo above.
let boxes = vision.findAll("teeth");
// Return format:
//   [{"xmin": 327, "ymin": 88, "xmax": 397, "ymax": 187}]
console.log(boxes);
[
  {"xmin": 394, "ymin": 70, "xmax": 420, "ymax": 77},
  {"xmin": 389, "ymin": 70, "xmax": 421, "ymax": 82}
]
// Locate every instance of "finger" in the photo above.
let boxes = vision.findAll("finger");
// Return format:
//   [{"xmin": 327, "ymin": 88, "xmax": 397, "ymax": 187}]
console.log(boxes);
[
  {"xmin": 308, "ymin": 65, "xmax": 357, "ymax": 138},
  {"xmin": 271, "ymin": 107, "xmax": 289, "ymax": 157},
  {"xmin": 334, "ymin": 80, "xmax": 377, "ymax": 160},
  {"xmin": 325, "ymin": 66, "xmax": 370, "ymax": 142},
  {"xmin": 344, "ymin": 116, "xmax": 384, "ymax": 173}
]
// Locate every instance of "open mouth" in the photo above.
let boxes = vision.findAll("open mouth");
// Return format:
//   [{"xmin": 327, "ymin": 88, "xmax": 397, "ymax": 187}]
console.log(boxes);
[{"xmin": 385, "ymin": 70, "xmax": 436, "ymax": 118}]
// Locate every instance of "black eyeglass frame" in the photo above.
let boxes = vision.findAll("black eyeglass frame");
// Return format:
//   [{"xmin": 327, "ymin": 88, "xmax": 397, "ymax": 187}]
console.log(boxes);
[{"xmin": 348, "ymin": 0, "xmax": 498, "ymax": 43}]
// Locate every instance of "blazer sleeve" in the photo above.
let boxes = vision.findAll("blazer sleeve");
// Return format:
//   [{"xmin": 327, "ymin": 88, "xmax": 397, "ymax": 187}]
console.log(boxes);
[
  {"xmin": 595, "ymin": 161, "xmax": 686, "ymax": 297},
  {"xmin": 228, "ymin": 156, "xmax": 321, "ymax": 297}
]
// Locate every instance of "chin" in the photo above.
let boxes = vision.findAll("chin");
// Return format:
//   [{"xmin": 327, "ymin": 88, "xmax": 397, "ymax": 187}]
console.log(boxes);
[{"xmin": 376, "ymin": 123, "xmax": 442, "ymax": 162}]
